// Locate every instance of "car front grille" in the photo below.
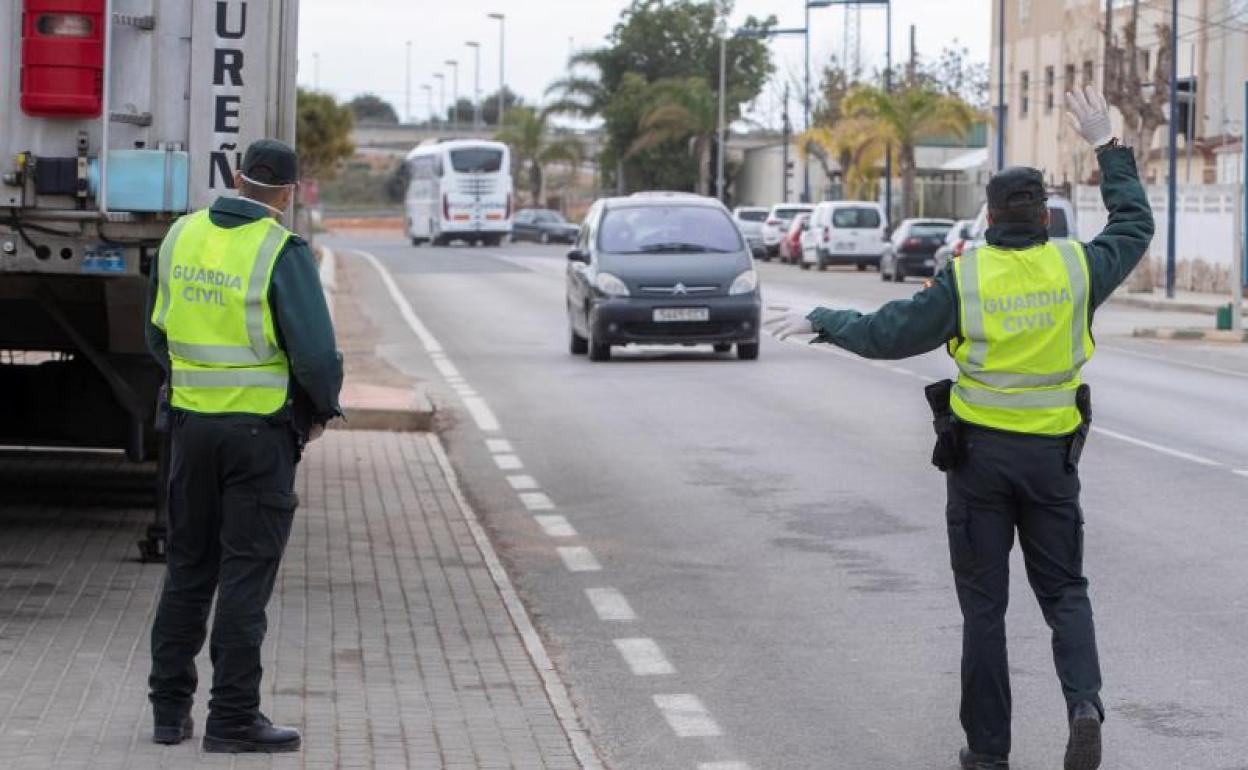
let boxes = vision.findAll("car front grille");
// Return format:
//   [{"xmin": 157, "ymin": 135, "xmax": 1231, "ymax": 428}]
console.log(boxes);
[{"xmin": 638, "ymin": 285, "xmax": 720, "ymax": 296}]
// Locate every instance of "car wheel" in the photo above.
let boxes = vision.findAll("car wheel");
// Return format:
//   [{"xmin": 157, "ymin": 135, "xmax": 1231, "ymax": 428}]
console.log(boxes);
[
  {"xmin": 713, "ymin": 343, "xmax": 732, "ymax": 354},
  {"xmin": 880, "ymin": 260, "xmax": 890, "ymax": 281},
  {"xmin": 800, "ymin": 262, "xmax": 811, "ymax": 271},
  {"xmin": 587, "ymin": 323, "xmax": 611, "ymax": 361},
  {"xmin": 894, "ymin": 262, "xmax": 906, "ymax": 283},
  {"xmin": 540, "ymin": 231, "xmax": 551, "ymax": 245},
  {"xmin": 737, "ymin": 342, "xmax": 760, "ymax": 361},
  {"xmin": 856, "ymin": 262, "xmax": 866, "ymax": 272},
  {"xmin": 411, "ymin": 236, "xmax": 422, "ymax": 247},
  {"xmin": 569, "ymin": 328, "xmax": 589, "ymax": 355}
]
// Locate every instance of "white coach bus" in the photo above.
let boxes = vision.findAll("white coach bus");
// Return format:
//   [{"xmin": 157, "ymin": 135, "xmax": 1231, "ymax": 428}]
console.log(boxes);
[{"xmin": 405, "ymin": 139, "xmax": 513, "ymax": 247}]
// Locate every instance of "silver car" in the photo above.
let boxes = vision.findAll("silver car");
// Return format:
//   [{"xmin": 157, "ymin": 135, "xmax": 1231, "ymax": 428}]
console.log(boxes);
[{"xmin": 733, "ymin": 207, "xmax": 770, "ymax": 260}]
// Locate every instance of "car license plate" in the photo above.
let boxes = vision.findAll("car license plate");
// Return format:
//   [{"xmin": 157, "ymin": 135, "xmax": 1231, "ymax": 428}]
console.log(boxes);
[
  {"xmin": 835, "ymin": 241, "xmax": 854, "ymax": 252},
  {"xmin": 654, "ymin": 307, "xmax": 709, "ymax": 323}
]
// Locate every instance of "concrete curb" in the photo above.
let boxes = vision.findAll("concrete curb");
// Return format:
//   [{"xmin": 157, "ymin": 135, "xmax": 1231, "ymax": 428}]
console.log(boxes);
[
  {"xmin": 318, "ymin": 244, "xmax": 337, "ymax": 321},
  {"xmin": 1108, "ymin": 293, "xmax": 1243, "ymax": 316},
  {"xmin": 1133, "ymin": 327, "xmax": 1248, "ymax": 342}
]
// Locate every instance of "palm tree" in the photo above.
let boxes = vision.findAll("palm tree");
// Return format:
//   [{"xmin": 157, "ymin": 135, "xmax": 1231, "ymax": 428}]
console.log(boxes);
[
  {"xmin": 628, "ymin": 77, "xmax": 718, "ymax": 195},
  {"xmin": 799, "ymin": 117, "xmax": 887, "ymax": 201},
  {"xmin": 841, "ymin": 84, "xmax": 979, "ymax": 219},
  {"xmin": 495, "ymin": 107, "xmax": 585, "ymax": 207}
]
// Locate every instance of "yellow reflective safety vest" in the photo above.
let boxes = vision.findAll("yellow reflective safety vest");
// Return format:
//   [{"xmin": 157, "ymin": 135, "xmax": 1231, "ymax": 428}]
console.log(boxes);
[
  {"xmin": 151, "ymin": 209, "xmax": 292, "ymax": 415},
  {"xmin": 947, "ymin": 240, "xmax": 1095, "ymax": 436}
]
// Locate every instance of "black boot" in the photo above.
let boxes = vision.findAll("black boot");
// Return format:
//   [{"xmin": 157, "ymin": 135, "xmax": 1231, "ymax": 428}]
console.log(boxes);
[
  {"xmin": 1064, "ymin": 701, "xmax": 1102, "ymax": 770},
  {"xmin": 202, "ymin": 714, "xmax": 301, "ymax": 754},
  {"xmin": 152, "ymin": 714, "xmax": 194, "ymax": 745},
  {"xmin": 960, "ymin": 747, "xmax": 1009, "ymax": 769}
]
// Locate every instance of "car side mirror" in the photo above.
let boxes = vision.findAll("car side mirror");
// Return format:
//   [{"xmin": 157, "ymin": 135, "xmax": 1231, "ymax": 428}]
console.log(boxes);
[{"xmin": 566, "ymin": 248, "xmax": 589, "ymax": 264}]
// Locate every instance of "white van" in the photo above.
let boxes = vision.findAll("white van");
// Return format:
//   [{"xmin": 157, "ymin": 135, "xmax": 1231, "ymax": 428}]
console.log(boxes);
[
  {"xmin": 801, "ymin": 201, "xmax": 889, "ymax": 271},
  {"xmin": 406, "ymin": 140, "xmax": 513, "ymax": 247}
]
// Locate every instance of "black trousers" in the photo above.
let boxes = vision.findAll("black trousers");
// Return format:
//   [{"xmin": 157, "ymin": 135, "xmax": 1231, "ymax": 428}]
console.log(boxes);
[
  {"xmin": 946, "ymin": 425, "xmax": 1102, "ymax": 758},
  {"xmin": 148, "ymin": 411, "xmax": 299, "ymax": 729}
]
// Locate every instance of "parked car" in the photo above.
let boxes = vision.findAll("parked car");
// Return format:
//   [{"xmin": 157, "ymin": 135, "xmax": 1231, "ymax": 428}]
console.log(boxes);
[
  {"xmin": 566, "ymin": 195, "xmax": 762, "ymax": 361},
  {"xmin": 966, "ymin": 195, "xmax": 1078, "ymax": 248},
  {"xmin": 932, "ymin": 218, "xmax": 976, "ymax": 274},
  {"xmin": 512, "ymin": 208, "xmax": 580, "ymax": 244},
  {"xmin": 780, "ymin": 213, "xmax": 811, "ymax": 264},
  {"xmin": 733, "ymin": 206, "xmax": 770, "ymax": 259},
  {"xmin": 762, "ymin": 203, "xmax": 815, "ymax": 258},
  {"xmin": 879, "ymin": 219, "xmax": 956, "ymax": 282},
  {"xmin": 801, "ymin": 201, "xmax": 889, "ymax": 271}
]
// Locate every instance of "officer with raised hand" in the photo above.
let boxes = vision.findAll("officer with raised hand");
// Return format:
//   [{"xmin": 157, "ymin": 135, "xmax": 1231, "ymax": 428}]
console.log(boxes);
[
  {"xmin": 145, "ymin": 139, "xmax": 342, "ymax": 753},
  {"xmin": 765, "ymin": 87, "xmax": 1153, "ymax": 770}
]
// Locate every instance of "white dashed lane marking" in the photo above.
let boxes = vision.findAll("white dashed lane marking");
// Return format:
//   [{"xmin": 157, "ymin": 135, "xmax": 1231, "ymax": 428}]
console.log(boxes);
[
  {"xmin": 653, "ymin": 694, "xmax": 723, "ymax": 738},
  {"xmin": 485, "ymin": 438, "xmax": 513, "ymax": 454},
  {"xmin": 493, "ymin": 453, "xmax": 523, "ymax": 471},
  {"xmin": 557, "ymin": 546, "xmax": 603, "ymax": 572},
  {"xmin": 585, "ymin": 587, "xmax": 636, "ymax": 622},
  {"xmin": 462, "ymin": 396, "xmax": 501, "ymax": 432},
  {"xmin": 519, "ymin": 492, "xmax": 555, "ymax": 511},
  {"xmin": 1092, "ymin": 427, "xmax": 1223, "ymax": 468},
  {"xmin": 534, "ymin": 515, "xmax": 578, "ymax": 538},
  {"xmin": 507, "ymin": 474, "xmax": 539, "ymax": 490},
  {"xmin": 614, "ymin": 638, "xmax": 676, "ymax": 676}
]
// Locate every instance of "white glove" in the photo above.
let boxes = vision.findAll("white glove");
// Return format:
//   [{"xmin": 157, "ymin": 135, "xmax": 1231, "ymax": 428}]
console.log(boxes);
[
  {"xmin": 1065, "ymin": 85, "xmax": 1114, "ymax": 148},
  {"xmin": 763, "ymin": 307, "xmax": 816, "ymax": 341}
]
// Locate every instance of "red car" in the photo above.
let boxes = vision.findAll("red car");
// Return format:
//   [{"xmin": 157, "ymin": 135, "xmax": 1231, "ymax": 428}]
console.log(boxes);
[{"xmin": 779, "ymin": 213, "xmax": 810, "ymax": 264}]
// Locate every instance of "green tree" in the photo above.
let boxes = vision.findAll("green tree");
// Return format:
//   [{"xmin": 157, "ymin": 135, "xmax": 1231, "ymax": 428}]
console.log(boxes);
[
  {"xmin": 629, "ymin": 77, "xmax": 718, "ymax": 195},
  {"xmin": 348, "ymin": 93, "xmax": 399, "ymax": 124},
  {"xmin": 842, "ymin": 84, "xmax": 978, "ymax": 219},
  {"xmin": 297, "ymin": 89, "xmax": 355, "ymax": 181},
  {"xmin": 495, "ymin": 106, "xmax": 585, "ymax": 206},
  {"xmin": 546, "ymin": 0, "xmax": 774, "ymax": 192}
]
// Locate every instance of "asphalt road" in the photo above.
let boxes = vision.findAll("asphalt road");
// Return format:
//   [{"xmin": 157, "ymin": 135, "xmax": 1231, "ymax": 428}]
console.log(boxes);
[{"xmin": 327, "ymin": 233, "xmax": 1248, "ymax": 770}]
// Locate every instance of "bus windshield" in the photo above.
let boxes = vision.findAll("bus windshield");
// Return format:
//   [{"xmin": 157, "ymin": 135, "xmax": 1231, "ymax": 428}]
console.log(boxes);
[{"xmin": 450, "ymin": 148, "xmax": 504, "ymax": 173}]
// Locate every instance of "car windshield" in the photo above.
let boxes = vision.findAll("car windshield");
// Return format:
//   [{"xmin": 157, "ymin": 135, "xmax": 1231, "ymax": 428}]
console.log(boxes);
[
  {"xmin": 736, "ymin": 210, "xmax": 768, "ymax": 223},
  {"xmin": 450, "ymin": 148, "xmax": 504, "ymax": 173},
  {"xmin": 772, "ymin": 207, "xmax": 810, "ymax": 222},
  {"xmin": 600, "ymin": 206, "xmax": 742, "ymax": 254},
  {"xmin": 537, "ymin": 211, "xmax": 567, "ymax": 224},
  {"xmin": 910, "ymin": 223, "xmax": 954, "ymax": 237},
  {"xmin": 831, "ymin": 208, "xmax": 881, "ymax": 228}
]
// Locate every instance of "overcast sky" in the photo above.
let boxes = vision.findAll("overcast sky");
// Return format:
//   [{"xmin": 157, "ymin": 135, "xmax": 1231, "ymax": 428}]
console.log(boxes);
[{"xmin": 298, "ymin": 0, "xmax": 992, "ymax": 129}]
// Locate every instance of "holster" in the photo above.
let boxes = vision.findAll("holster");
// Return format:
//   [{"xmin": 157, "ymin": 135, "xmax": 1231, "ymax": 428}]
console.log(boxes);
[
  {"xmin": 924, "ymin": 379, "xmax": 963, "ymax": 472},
  {"xmin": 154, "ymin": 381, "xmax": 171, "ymax": 434},
  {"xmin": 1066, "ymin": 384, "xmax": 1093, "ymax": 472}
]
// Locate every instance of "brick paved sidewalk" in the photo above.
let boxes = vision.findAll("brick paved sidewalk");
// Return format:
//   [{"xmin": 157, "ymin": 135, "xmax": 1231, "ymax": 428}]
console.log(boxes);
[{"xmin": 0, "ymin": 432, "xmax": 585, "ymax": 769}]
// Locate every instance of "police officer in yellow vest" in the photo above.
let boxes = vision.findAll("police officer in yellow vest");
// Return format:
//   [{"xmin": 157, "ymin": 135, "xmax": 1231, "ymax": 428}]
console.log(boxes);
[
  {"xmin": 765, "ymin": 88, "xmax": 1153, "ymax": 770},
  {"xmin": 144, "ymin": 139, "xmax": 342, "ymax": 754}
]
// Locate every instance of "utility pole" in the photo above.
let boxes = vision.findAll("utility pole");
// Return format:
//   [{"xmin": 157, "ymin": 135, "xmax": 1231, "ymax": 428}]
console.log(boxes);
[
  {"xmin": 446, "ymin": 59, "xmax": 460, "ymax": 131},
  {"xmin": 433, "ymin": 72, "xmax": 446, "ymax": 127},
  {"xmin": 466, "ymin": 42, "xmax": 482, "ymax": 129},
  {"xmin": 883, "ymin": 0, "xmax": 892, "ymax": 227},
  {"xmin": 803, "ymin": 2, "xmax": 812, "ymax": 203},
  {"xmin": 1165, "ymin": 0, "xmax": 1178, "ymax": 299},
  {"xmin": 1235, "ymin": 79, "xmax": 1246, "ymax": 333},
  {"xmin": 1186, "ymin": 43, "xmax": 1195, "ymax": 181},
  {"xmin": 717, "ymin": 25, "xmax": 728, "ymax": 202},
  {"xmin": 782, "ymin": 82, "xmax": 793, "ymax": 201},
  {"xmin": 908, "ymin": 24, "xmax": 916, "ymax": 85},
  {"xmin": 421, "ymin": 84, "xmax": 433, "ymax": 126},
  {"xmin": 996, "ymin": 0, "xmax": 1006, "ymax": 171}
]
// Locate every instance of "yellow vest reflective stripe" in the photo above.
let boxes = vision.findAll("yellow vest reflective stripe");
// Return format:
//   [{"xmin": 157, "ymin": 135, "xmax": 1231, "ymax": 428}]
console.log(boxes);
[
  {"xmin": 948, "ymin": 240, "xmax": 1094, "ymax": 436},
  {"xmin": 152, "ymin": 210, "xmax": 292, "ymax": 415}
]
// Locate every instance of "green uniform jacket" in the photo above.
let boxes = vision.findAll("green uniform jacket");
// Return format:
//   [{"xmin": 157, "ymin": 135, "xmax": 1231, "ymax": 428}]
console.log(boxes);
[
  {"xmin": 145, "ymin": 197, "xmax": 344, "ymax": 426},
  {"xmin": 807, "ymin": 147, "xmax": 1155, "ymax": 358}
]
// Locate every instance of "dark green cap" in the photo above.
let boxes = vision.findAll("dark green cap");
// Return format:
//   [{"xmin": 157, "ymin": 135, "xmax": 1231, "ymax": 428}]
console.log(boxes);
[
  {"xmin": 242, "ymin": 139, "xmax": 299, "ymax": 186},
  {"xmin": 986, "ymin": 166, "xmax": 1046, "ymax": 211}
]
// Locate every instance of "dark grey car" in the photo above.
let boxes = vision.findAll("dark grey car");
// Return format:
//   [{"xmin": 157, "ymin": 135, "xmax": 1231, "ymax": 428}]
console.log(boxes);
[
  {"xmin": 566, "ymin": 196, "xmax": 762, "ymax": 361},
  {"xmin": 512, "ymin": 209, "xmax": 580, "ymax": 244}
]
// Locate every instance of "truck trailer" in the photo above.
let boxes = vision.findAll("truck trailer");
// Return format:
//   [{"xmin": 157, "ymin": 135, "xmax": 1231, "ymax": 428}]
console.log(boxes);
[{"xmin": 1, "ymin": 0, "xmax": 300, "ymax": 558}]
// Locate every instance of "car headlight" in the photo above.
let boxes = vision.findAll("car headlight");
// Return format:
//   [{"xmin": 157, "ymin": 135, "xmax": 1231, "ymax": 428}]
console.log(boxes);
[
  {"xmin": 729, "ymin": 269, "xmax": 759, "ymax": 295},
  {"xmin": 594, "ymin": 272, "xmax": 631, "ymax": 297}
]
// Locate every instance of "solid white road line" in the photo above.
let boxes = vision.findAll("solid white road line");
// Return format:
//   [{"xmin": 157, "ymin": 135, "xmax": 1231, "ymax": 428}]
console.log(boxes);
[
  {"xmin": 519, "ymin": 491, "xmax": 555, "ymax": 511},
  {"xmin": 485, "ymin": 439, "xmax": 513, "ymax": 454},
  {"xmin": 614, "ymin": 638, "xmax": 676, "ymax": 676},
  {"xmin": 428, "ymin": 436, "xmax": 604, "ymax": 770},
  {"xmin": 535, "ymin": 515, "xmax": 578, "ymax": 538},
  {"xmin": 355, "ymin": 249, "xmax": 443, "ymax": 353},
  {"xmin": 507, "ymin": 474, "xmax": 539, "ymax": 490},
  {"xmin": 432, "ymin": 357, "xmax": 461, "ymax": 379},
  {"xmin": 1092, "ymin": 427, "xmax": 1223, "ymax": 468},
  {"xmin": 1099, "ymin": 342, "xmax": 1248, "ymax": 380},
  {"xmin": 585, "ymin": 587, "xmax": 637, "ymax": 622},
  {"xmin": 653, "ymin": 694, "xmax": 723, "ymax": 738},
  {"xmin": 493, "ymin": 453, "xmax": 523, "ymax": 471},
  {"xmin": 698, "ymin": 763, "xmax": 752, "ymax": 770},
  {"xmin": 1233, "ymin": 469, "xmax": 1248, "ymax": 479},
  {"xmin": 557, "ymin": 546, "xmax": 603, "ymax": 572}
]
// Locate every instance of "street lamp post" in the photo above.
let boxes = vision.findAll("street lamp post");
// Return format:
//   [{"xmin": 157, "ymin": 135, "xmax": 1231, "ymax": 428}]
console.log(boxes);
[
  {"xmin": 466, "ymin": 41, "xmax": 482, "ymax": 129},
  {"xmin": 433, "ymin": 72, "xmax": 446, "ymax": 127},
  {"xmin": 1165, "ymin": 0, "xmax": 1178, "ymax": 299},
  {"xmin": 445, "ymin": 59, "xmax": 460, "ymax": 130},
  {"xmin": 405, "ymin": 41, "xmax": 412, "ymax": 124},
  {"xmin": 717, "ymin": 23, "xmax": 728, "ymax": 201},
  {"xmin": 995, "ymin": 0, "xmax": 1005, "ymax": 171},
  {"xmin": 488, "ymin": 13, "xmax": 506, "ymax": 128},
  {"xmin": 312, "ymin": 52, "xmax": 320, "ymax": 90}
]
